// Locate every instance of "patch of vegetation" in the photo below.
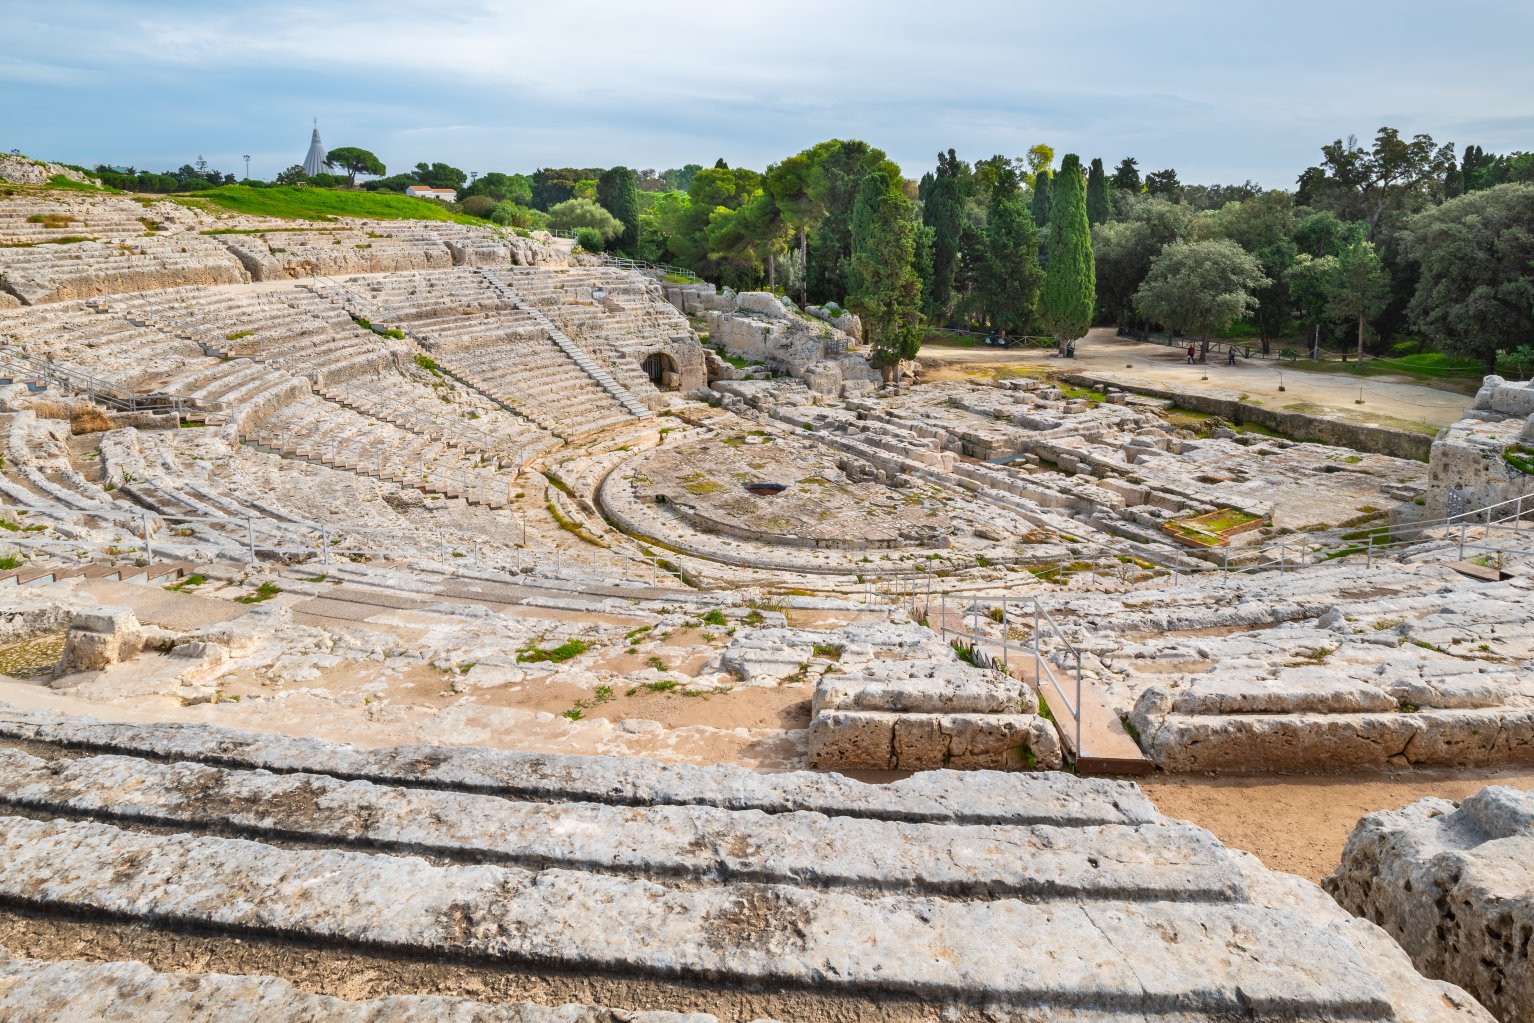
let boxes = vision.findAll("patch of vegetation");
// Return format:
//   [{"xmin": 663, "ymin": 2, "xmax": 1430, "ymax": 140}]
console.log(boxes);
[
  {"xmin": 164, "ymin": 573, "xmax": 206, "ymax": 592},
  {"xmin": 644, "ymin": 679, "xmax": 680, "ymax": 692},
  {"xmin": 546, "ymin": 501, "xmax": 606, "ymax": 548},
  {"xmin": 1504, "ymin": 445, "xmax": 1534, "ymax": 475},
  {"xmin": 646, "ymin": 655, "xmax": 670, "ymax": 671},
  {"xmin": 47, "ymin": 174, "xmax": 117, "ymax": 193},
  {"xmin": 175, "ymin": 184, "xmax": 487, "ymax": 224},
  {"xmin": 226, "ymin": 330, "xmax": 254, "ymax": 342},
  {"xmin": 27, "ymin": 212, "xmax": 77, "ymax": 228},
  {"xmin": 235, "ymin": 581, "xmax": 282, "ymax": 604},
  {"xmin": 951, "ymin": 641, "xmax": 982, "ymax": 667},
  {"xmin": 811, "ymin": 642, "xmax": 843, "ymax": 661},
  {"xmin": 1283, "ymin": 646, "xmax": 1334, "ymax": 667},
  {"xmin": 517, "ymin": 638, "xmax": 589, "ymax": 664},
  {"xmin": 701, "ymin": 609, "xmax": 727, "ymax": 627},
  {"xmin": 415, "ymin": 353, "xmax": 444, "ymax": 378}
]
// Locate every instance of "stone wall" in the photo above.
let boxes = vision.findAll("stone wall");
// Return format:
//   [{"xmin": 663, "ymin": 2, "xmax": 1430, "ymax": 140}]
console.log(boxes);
[
  {"xmin": 1417, "ymin": 415, "xmax": 1534, "ymax": 521},
  {"xmin": 1061, "ymin": 372, "xmax": 1434, "ymax": 461}
]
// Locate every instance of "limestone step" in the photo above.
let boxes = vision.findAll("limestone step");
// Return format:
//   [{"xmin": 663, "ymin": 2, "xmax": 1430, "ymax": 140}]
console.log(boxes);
[
  {"xmin": 0, "ymin": 951, "xmax": 703, "ymax": 1023},
  {"xmin": 0, "ymin": 814, "xmax": 1405, "ymax": 1019},
  {"xmin": 0, "ymin": 704, "xmax": 1156, "ymax": 827},
  {"xmin": 0, "ymin": 748, "xmax": 1243, "ymax": 903}
]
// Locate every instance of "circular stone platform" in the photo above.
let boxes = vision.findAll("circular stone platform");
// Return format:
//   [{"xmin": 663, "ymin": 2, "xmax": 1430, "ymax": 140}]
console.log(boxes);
[{"xmin": 621, "ymin": 432, "xmax": 952, "ymax": 552}]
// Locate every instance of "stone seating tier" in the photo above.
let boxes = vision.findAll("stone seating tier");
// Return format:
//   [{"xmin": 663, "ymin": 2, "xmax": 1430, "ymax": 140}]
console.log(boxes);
[{"xmin": 0, "ymin": 705, "xmax": 1491, "ymax": 1023}]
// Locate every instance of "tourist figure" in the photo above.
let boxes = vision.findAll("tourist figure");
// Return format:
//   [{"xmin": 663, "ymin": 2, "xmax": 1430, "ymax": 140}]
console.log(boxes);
[
  {"xmin": 1186, "ymin": 345, "xmax": 1196, "ymax": 364},
  {"xmin": 1227, "ymin": 348, "xmax": 1237, "ymax": 366}
]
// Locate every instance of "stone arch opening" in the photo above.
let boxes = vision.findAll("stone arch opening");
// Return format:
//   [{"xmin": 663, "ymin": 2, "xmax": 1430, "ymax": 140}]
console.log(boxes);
[{"xmin": 642, "ymin": 352, "xmax": 680, "ymax": 390}]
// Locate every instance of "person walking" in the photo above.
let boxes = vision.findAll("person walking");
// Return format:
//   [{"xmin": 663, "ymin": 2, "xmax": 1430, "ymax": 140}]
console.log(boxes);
[
  {"xmin": 1227, "ymin": 347, "xmax": 1237, "ymax": 366},
  {"xmin": 1186, "ymin": 345, "xmax": 1196, "ymax": 364}
]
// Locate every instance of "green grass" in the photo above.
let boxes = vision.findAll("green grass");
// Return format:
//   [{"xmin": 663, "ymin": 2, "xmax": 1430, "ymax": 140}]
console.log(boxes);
[
  {"xmin": 1285, "ymin": 353, "xmax": 1483, "ymax": 385},
  {"xmin": 235, "ymin": 581, "xmax": 282, "ymax": 604},
  {"xmin": 47, "ymin": 174, "xmax": 118, "ymax": 193},
  {"xmin": 174, "ymin": 185, "xmax": 489, "ymax": 225},
  {"xmin": 517, "ymin": 638, "xmax": 589, "ymax": 664},
  {"xmin": 1504, "ymin": 445, "xmax": 1534, "ymax": 475},
  {"xmin": 701, "ymin": 609, "xmax": 727, "ymax": 627}
]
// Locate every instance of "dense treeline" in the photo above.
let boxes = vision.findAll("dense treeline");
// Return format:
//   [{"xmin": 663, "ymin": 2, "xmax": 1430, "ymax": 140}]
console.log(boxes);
[{"xmin": 75, "ymin": 127, "xmax": 1534, "ymax": 371}]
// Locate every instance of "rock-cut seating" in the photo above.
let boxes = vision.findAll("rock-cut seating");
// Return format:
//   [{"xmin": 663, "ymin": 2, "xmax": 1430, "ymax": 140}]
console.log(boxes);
[{"xmin": 0, "ymin": 701, "xmax": 1495, "ymax": 1023}]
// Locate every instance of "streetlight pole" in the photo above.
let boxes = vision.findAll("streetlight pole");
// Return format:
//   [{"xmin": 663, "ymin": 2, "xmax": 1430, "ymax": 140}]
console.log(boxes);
[{"xmin": 243, "ymin": 155, "xmax": 251, "ymax": 180}]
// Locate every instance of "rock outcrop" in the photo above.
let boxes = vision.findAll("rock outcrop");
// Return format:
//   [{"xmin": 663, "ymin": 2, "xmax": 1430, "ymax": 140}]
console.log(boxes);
[{"xmin": 1327, "ymin": 786, "xmax": 1534, "ymax": 1023}]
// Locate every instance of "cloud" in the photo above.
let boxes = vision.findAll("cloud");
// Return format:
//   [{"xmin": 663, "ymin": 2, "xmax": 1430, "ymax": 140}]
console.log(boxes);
[{"xmin": 2, "ymin": 0, "xmax": 1530, "ymax": 185}]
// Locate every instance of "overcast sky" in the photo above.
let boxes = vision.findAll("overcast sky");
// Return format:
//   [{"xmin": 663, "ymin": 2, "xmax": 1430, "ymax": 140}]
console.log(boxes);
[{"xmin": 3, "ymin": 0, "xmax": 1530, "ymax": 187}]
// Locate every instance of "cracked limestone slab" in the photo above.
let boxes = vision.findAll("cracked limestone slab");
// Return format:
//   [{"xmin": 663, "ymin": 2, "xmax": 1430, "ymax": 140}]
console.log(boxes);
[
  {"xmin": 0, "ymin": 949, "xmax": 722, "ymax": 1023},
  {"xmin": 0, "ymin": 701, "xmax": 1154, "ymax": 826},
  {"xmin": 0, "ymin": 815, "xmax": 1422, "ymax": 1017}
]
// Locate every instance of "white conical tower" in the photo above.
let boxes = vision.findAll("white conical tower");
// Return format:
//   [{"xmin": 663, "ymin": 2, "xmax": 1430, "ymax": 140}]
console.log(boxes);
[{"xmin": 302, "ymin": 121, "xmax": 327, "ymax": 177}]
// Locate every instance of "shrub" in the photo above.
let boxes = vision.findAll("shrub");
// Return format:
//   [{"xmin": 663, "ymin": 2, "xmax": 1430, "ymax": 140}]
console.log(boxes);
[
  {"xmin": 547, "ymin": 197, "xmax": 624, "ymax": 240},
  {"xmin": 574, "ymin": 227, "xmax": 605, "ymax": 252}
]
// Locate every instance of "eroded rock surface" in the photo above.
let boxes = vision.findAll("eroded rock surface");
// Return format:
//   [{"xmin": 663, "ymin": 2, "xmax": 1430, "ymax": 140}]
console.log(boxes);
[{"xmin": 1327, "ymin": 786, "xmax": 1534, "ymax": 1023}]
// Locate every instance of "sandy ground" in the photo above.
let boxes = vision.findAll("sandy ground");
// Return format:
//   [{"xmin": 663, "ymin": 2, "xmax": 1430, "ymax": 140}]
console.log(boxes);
[
  {"xmin": 920, "ymin": 328, "xmax": 1471, "ymax": 431},
  {"xmin": 1142, "ymin": 768, "xmax": 1534, "ymax": 882}
]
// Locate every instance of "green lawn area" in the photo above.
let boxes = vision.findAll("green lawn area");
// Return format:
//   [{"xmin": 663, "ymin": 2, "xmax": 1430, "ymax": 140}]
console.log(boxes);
[
  {"xmin": 1284, "ymin": 353, "xmax": 1485, "ymax": 384},
  {"xmin": 921, "ymin": 330, "xmax": 982, "ymax": 347},
  {"xmin": 172, "ymin": 185, "xmax": 489, "ymax": 225}
]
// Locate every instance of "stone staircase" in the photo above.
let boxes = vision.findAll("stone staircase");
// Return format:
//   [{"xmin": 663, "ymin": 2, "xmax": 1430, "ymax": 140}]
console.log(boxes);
[
  {"xmin": 0, "ymin": 560, "xmax": 191, "ymax": 589},
  {"xmin": 475, "ymin": 267, "xmax": 652, "ymax": 419}
]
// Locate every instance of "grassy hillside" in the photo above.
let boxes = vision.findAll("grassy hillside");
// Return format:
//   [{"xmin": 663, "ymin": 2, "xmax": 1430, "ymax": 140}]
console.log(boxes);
[{"xmin": 174, "ymin": 185, "xmax": 487, "ymax": 224}]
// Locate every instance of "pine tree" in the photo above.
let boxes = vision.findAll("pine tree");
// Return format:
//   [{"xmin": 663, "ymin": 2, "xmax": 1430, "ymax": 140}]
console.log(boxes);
[
  {"xmin": 1086, "ymin": 158, "xmax": 1110, "ymax": 224},
  {"xmin": 1029, "ymin": 170, "xmax": 1052, "ymax": 229},
  {"xmin": 1111, "ymin": 157, "xmax": 1141, "ymax": 192},
  {"xmin": 595, "ymin": 166, "xmax": 640, "ymax": 254},
  {"xmin": 849, "ymin": 171, "xmax": 923, "ymax": 389},
  {"xmin": 1039, "ymin": 154, "xmax": 1096, "ymax": 352}
]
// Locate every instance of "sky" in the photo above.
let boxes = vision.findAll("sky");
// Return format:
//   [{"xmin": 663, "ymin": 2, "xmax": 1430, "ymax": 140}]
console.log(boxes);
[{"xmin": 2, "ymin": 0, "xmax": 1531, "ymax": 188}]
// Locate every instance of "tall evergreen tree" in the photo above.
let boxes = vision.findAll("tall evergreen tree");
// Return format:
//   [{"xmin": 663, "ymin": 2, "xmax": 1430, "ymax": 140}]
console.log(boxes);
[
  {"xmin": 1111, "ymin": 157, "xmax": 1141, "ymax": 192},
  {"xmin": 975, "ymin": 175, "xmax": 1043, "ymax": 332},
  {"xmin": 595, "ymin": 166, "xmax": 641, "ymax": 254},
  {"xmin": 1029, "ymin": 170, "xmax": 1052, "ymax": 229},
  {"xmin": 1085, "ymin": 158, "xmax": 1110, "ymax": 224},
  {"xmin": 922, "ymin": 149, "xmax": 967, "ymax": 321},
  {"xmin": 849, "ymin": 171, "xmax": 923, "ymax": 388},
  {"xmin": 1038, "ymin": 154, "xmax": 1095, "ymax": 352}
]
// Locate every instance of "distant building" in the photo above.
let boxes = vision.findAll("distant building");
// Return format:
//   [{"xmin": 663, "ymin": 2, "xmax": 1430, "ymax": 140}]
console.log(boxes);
[
  {"xmin": 302, "ymin": 124, "xmax": 327, "ymax": 177},
  {"xmin": 405, "ymin": 185, "xmax": 457, "ymax": 201}
]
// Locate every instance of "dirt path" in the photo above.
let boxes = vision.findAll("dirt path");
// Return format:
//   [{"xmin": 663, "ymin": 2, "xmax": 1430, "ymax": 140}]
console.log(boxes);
[
  {"xmin": 1142, "ymin": 768, "xmax": 1534, "ymax": 882},
  {"xmin": 920, "ymin": 329, "xmax": 1471, "ymax": 431}
]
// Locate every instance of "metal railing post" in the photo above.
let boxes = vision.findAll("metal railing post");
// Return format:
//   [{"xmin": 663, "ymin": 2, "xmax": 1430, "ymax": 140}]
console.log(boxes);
[
  {"xmin": 1001, "ymin": 599, "xmax": 1009, "ymax": 671},
  {"xmin": 1460, "ymin": 522, "xmax": 1467, "ymax": 559},
  {"xmin": 1032, "ymin": 600, "xmax": 1041, "ymax": 697},
  {"xmin": 246, "ymin": 517, "xmax": 256, "ymax": 562},
  {"xmin": 1075, "ymin": 648, "xmax": 1083, "ymax": 760},
  {"xmin": 141, "ymin": 513, "xmax": 153, "ymax": 561},
  {"xmin": 320, "ymin": 525, "xmax": 330, "ymax": 566}
]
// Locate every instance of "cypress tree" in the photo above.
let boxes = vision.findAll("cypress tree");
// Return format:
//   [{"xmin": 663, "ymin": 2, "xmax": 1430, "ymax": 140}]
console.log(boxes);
[
  {"xmin": 1039, "ymin": 154, "xmax": 1096, "ymax": 352},
  {"xmin": 1029, "ymin": 170, "xmax": 1052, "ymax": 229},
  {"xmin": 923, "ymin": 150, "xmax": 966, "ymax": 320},
  {"xmin": 849, "ymin": 171, "xmax": 923, "ymax": 388},
  {"xmin": 1086, "ymin": 157, "xmax": 1110, "ymax": 224},
  {"xmin": 596, "ymin": 166, "xmax": 640, "ymax": 254}
]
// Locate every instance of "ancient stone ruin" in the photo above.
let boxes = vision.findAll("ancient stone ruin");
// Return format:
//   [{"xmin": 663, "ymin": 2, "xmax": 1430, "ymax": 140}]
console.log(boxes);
[{"xmin": 0, "ymin": 184, "xmax": 1531, "ymax": 1020}]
